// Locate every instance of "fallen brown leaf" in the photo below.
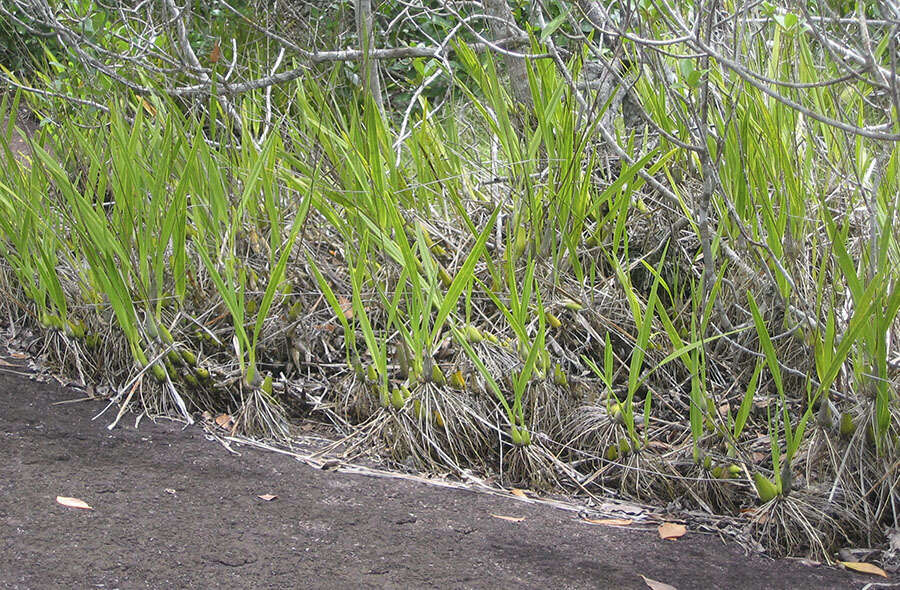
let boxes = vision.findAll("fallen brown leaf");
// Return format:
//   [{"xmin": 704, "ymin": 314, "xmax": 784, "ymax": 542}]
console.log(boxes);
[
  {"xmin": 641, "ymin": 575, "xmax": 678, "ymax": 590},
  {"xmin": 490, "ymin": 514, "xmax": 525, "ymax": 523},
  {"xmin": 338, "ymin": 295, "xmax": 353, "ymax": 319},
  {"xmin": 139, "ymin": 97, "xmax": 156, "ymax": 117},
  {"xmin": 839, "ymin": 561, "xmax": 888, "ymax": 577},
  {"xmin": 215, "ymin": 413, "xmax": 234, "ymax": 429},
  {"xmin": 657, "ymin": 522, "xmax": 687, "ymax": 540},
  {"xmin": 257, "ymin": 494, "xmax": 278, "ymax": 502},
  {"xmin": 56, "ymin": 496, "xmax": 93, "ymax": 510},
  {"xmin": 582, "ymin": 518, "xmax": 633, "ymax": 527},
  {"xmin": 509, "ymin": 488, "xmax": 529, "ymax": 498},
  {"xmin": 209, "ymin": 42, "xmax": 221, "ymax": 64}
]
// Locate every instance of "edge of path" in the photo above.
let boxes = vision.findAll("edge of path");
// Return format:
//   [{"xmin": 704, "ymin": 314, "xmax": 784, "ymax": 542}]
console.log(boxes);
[{"xmin": 0, "ymin": 347, "xmax": 873, "ymax": 590}]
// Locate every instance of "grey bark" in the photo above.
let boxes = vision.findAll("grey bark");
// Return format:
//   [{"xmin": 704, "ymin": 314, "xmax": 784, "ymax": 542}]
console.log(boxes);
[
  {"xmin": 355, "ymin": 0, "xmax": 385, "ymax": 114},
  {"xmin": 482, "ymin": 0, "xmax": 532, "ymax": 109},
  {"xmin": 575, "ymin": 0, "xmax": 627, "ymax": 131}
]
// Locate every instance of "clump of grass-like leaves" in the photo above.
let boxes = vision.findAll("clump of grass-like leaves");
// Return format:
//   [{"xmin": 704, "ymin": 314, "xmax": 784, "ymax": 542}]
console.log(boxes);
[{"xmin": 1, "ymin": 10, "xmax": 897, "ymax": 562}]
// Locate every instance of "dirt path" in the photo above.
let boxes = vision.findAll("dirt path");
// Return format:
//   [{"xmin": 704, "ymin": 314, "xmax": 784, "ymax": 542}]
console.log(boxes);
[{"xmin": 0, "ymin": 351, "xmax": 871, "ymax": 590}]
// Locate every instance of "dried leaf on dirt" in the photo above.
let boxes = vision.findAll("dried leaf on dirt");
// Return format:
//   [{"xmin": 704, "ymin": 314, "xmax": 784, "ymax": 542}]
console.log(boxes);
[
  {"xmin": 641, "ymin": 574, "xmax": 678, "ymax": 590},
  {"xmin": 215, "ymin": 414, "xmax": 234, "ymax": 429},
  {"xmin": 839, "ymin": 561, "xmax": 888, "ymax": 577},
  {"xmin": 490, "ymin": 514, "xmax": 525, "ymax": 523},
  {"xmin": 509, "ymin": 488, "xmax": 529, "ymax": 498},
  {"xmin": 582, "ymin": 518, "xmax": 633, "ymax": 526},
  {"xmin": 657, "ymin": 522, "xmax": 686, "ymax": 540},
  {"xmin": 257, "ymin": 494, "xmax": 278, "ymax": 501},
  {"xmin": 56, "ymin": 496, "xmax": 93, "ymax": 510}
]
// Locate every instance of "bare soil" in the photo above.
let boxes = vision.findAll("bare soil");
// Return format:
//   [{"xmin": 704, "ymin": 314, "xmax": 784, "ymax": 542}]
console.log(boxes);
[
  {"xmin": 0, "ymin": 348, "xmax": 871, "ymax": 590},
  {"xmin": 1, "ymin": 105, "xmax": 36, "ymax": 160}
]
